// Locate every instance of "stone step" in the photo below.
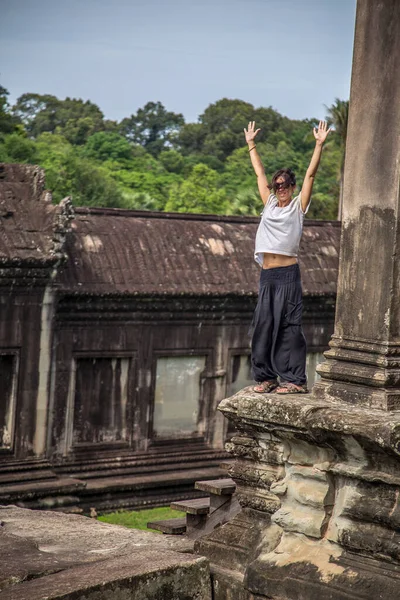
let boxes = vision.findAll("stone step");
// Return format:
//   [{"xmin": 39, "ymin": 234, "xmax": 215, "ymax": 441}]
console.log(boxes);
[
  {"xmin": 0, "ymin": 477, "xmax": 86, "ymax": 503},
  {"xmin": 170, "ymin": 497, "xmax": 210, "ymax": 515},
  {"xmin": 60, "ymin": 456, "xmax": 226, "ymax": 481},
  {"xmin": 0, "ymin": 469, "xmax": 58, "ymax": 485},
  {"xmin": 54, "ymin": 447, "xmax": 228, "ymax": 473},
  {"xmin": 194, "ymin": 478, "xmax": 236, "ymax": 496},
  {"xmin": 147, "ymin": 517, "xmax": 187, "ymax": 535}
]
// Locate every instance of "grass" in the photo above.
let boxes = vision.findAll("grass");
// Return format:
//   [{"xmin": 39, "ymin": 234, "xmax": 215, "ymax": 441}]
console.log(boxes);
[{"xmin": 98, "ymin": 506, "xmax": 185, "ymax": 533}]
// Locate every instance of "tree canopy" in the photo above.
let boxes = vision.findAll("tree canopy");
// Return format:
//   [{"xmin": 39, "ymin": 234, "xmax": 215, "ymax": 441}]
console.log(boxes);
[
  {"xmin": 119, "ymin": 101, "xmax": 184, "ymax": 156},
  {"xmin": 0, "ymin": 84, "xmax": 347, "ymax": 219}
]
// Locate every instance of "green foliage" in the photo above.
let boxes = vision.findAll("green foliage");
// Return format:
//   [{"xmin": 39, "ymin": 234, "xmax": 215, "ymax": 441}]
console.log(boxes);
[
  {"xmin": 0, "ymin": 130, "xmax": 37, "ymax": 163},
  {"xmin": 83, "ymin": 132, "xmax": 133, "ymax": 162},
  {"xmin": 111, "ymin": 167, "xmax": 181, "ymax": 208},
  {"xmin": 179, "ymin": 98, "xmax": 256, "ymax": 160},
  {"xmin": 34, "ymin": 132, "xmax": 122, "ymax": 206},
  {"xmin": 98, "ymin": 506, "xmax": 185, "ymax": 532},
  {"xmin": 2, "ymin": 85, "xmax": 347, "ymax": 219},
  {"xmin": 222, "ymin": 145, "xmax": 258, "ymax": 196},
  {"xmin": 0, "ymin": 85, "xmax": 19, "ymax": 134},
  {"xmin": 306, "ymin": 143, "xmax": 341, "ymax": 219},
  {"xmin": 181, "ymin": 153, "xmax": 224, "ymax": 174},
  {"xmin": 226, "ymin": 187, "xmax": 262, "ymax": 217},
  {"xmin": 178, "ymin": 122, "xmax": 206, "ymax": 155},
  {"xmin": 165, "ymin": 163, "xmax": 227, "ymax": 214},
  {"xmin": 158, "ymin": 149, "xmax": 185, "ymax": 174},
  {"xmin": 121, "ymin": 190, "xmax": 162, "ymax": 211},
  {"xmin": 119, "ymin": 101, "xmax": 184, "ymax": 156},
  {"xmin": 35, "ymin": 133, "xmax": 75, "ymax": 201},
  {"xmin": 179, "ymin": 99, "xmax": 285, "ymax": 162},
  {"xmin": 61, "ymin": 154, "xmax": 124, "ymax": 207},
  {"xmin": 12, "ymin": 93, "xmax": 110, "ymax": 144},
  {"xmin": 326, "ymin": 98, "xmax": 349, "ymax": 153}
]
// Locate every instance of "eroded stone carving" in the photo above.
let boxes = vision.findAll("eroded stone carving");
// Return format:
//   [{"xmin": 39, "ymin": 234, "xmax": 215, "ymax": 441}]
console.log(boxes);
[{"xmin": 195, "ymin": 389, "xmax": 400, "ymax": 599}]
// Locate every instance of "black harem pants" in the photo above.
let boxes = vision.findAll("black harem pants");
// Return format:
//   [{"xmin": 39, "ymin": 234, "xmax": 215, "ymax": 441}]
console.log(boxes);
[{"xmin": 251, "ymin": 263, "xmax": 307, "ymax": 385}]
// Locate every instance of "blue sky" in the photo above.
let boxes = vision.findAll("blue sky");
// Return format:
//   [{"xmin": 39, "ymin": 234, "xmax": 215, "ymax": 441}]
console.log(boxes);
[{"xmin": 1, "ymin": 0, "xmax": 357, "ymax": 124}]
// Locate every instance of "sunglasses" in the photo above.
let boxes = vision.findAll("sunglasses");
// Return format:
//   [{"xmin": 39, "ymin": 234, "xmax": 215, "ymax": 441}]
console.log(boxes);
[{"xmin": 275, "ymin": 182, "xmax": 291, "ymax": 191}]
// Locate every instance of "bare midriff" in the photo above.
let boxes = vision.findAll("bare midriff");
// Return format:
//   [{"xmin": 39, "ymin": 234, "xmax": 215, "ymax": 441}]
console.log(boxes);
[{"xmin": 262, "ymin": 252, "xmax": 298, "ymax": 270}]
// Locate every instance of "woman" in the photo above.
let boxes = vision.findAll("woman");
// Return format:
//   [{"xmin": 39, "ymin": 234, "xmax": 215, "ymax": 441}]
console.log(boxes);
[{"xmin": 244, "ymin": 120, "xmax": 331, "ymax": 394}]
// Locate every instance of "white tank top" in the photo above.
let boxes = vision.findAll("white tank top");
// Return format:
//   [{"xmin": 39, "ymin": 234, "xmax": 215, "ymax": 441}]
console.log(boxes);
[{"xmin": 254, "ymin": 192, "xmax": 308, "ymax": 266}]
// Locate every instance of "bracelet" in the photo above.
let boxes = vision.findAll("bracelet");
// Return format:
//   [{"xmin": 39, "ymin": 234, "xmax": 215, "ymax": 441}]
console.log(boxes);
[{"xmin": 249, "ymin": 145, "xmax": 257, "ymax": 152}]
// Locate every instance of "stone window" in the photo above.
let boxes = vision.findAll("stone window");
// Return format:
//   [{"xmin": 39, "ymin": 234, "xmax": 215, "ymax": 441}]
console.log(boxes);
[
  {"xmin": 153, "ymin": 356, "xmax": 206, "ymax": 438},
  {"xmin": 72, "ymin": 357, "xmax": 130, "ymax": 445},
  {"xmin": 306, "ymin": 352, "xmax": 325, "ymax": 388},
  {"xmin": 227, "ymin": 354, "xmax": 253, "ymax": 397},
  {"xmin": 0, "ymin": 353, "xmax": 18, "ymax": 450}
]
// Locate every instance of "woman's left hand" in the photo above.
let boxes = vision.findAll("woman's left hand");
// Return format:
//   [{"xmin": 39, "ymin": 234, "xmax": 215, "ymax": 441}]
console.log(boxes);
[{"xmin": 313, "ymin": 120, "xmax": 331, "ymax": 144}]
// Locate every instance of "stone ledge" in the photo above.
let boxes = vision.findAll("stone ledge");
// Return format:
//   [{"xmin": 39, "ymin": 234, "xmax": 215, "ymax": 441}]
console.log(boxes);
[
  {"xmin": 0, "ymin": 551, "xmax": 210, "ymax": 600},
  {"xmin": 0, "ymin": 505, "xmax": 204, "ymax": 599},
  {"xmin": 219, "ymin": 387, "xmax": 400, "ymax": 457}
]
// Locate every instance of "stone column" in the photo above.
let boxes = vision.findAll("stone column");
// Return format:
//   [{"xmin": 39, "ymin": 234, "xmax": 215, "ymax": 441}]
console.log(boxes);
[{"xmin": 313, "ymin": 0, "xmax": 400, "ymax": 410}]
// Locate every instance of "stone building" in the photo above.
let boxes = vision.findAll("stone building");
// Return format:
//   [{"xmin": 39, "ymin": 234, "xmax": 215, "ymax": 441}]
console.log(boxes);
[{"xmin": 0, "ymin": 163, "xmax": 340, "ymax": 513}]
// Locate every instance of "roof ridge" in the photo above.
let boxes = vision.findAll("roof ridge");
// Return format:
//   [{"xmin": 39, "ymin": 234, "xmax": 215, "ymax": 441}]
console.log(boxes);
[{"xmin": 74, "ymin": 206, "xmax": 340, "ymax": 226}]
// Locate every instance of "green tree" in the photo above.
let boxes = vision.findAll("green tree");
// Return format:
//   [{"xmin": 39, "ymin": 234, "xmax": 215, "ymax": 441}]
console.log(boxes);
[
  {"xmin": 222, "ymin": 145, "xmax": 258, "ymax": 197},
  {"xmin": 64, "ymin": 155, "xmax": 123, "ymax": 207},
  {"xmin": 35, "ymin": 132, "xmax": 74, "ymax": 197},
  {"xmin": 12, "ymin": 93, "xmax": 111, "ymax": 144},
  {"xmin": 0, "ymin": 85, "xmax": 19, "ymax": 134},
  {"xmin": 158, "ymin": 149, "xmax": 185, "ymax": 174},
  {"xmin": 194, "ymin": 98, "xmax": 256, "ymax": 160},
  {"xmin": 82, "ymin": 132, "xmax": 133, "ymax": 162},
  {"xmin": 12, "ymin": 93, "xmax": 58, "ymax": 132},
  {"xmin": 111, "ymin": 168, "xmax": 180, "ymax": 208},
  {"xmin": 178, "ymin": 122, "xmax": 207, "ymax": 155},
  {"xmin": 178, "ymin": 99, "xmax": 284, "ymax": 162},
  {"xmin": 222, "ymin": 138, "xmax": 340, "ymax": 219},
  {"xmin": 226, "ymin": 187, "xmax": 261, "ymax": 217},
  {"xmin": 165, "ymin": 163, "xmax": 227, "ymax": 214},
  {"xmin": 119, "ymin": 101, "xmax": 185, "ymax": 156},
  {"xmin": 35, "ymin": 132, "xmax": 123, "ymax": 206},
  {"xmin": 326, "ymin": 98, "xmax": 349, "ymax": 219},
  {"xmin": 0, "ymin": 131, "xmax": 37, "ymax": 163},
  {"xmin": 121, "ymin": 190, "xmax": 160, "ymax": 211}
]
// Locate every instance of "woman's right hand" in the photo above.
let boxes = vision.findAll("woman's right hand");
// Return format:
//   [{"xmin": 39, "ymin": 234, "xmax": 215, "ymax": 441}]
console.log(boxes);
[{"xmin": 244, "ymin": 121, "xmax": 261, "ymax": 144}]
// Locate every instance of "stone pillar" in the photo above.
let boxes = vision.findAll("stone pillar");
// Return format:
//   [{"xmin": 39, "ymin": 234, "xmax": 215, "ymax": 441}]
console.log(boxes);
[
  {"xmin": 313, "ymin": 0, "xmax": 400, "ymax": 410},
  {"xmin": 195, "ymin": 2, "xmax": 400, "ymax": 598}
]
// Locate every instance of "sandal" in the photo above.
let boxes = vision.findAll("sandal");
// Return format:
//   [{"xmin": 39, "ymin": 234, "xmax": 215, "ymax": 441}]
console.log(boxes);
[
  {"xmin": 253, "ymin": 380, "xmax": 278, "ymax": 394},
  {"xmin": 275, "ymin": 382, "xmax": 308, "ymax": 394}
]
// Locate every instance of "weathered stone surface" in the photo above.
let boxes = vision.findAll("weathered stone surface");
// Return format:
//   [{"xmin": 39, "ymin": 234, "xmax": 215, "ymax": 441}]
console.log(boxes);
[
  {"xmin": 211, "ymin": 566, "xmax": 264, "ymax": 600},
  {"xmin": 313, "ymin": 0, "xmax": 400, "ymax": 411},
  {"xmin": 195, "ymin": 507, "xmax": 281, "ymax": 575},
  {"xmin": 195, "ymin": 387, "xmax": 400, "ymax": 599},
  {"xmin": 246, "ymin": 532, "xmax": 400, "ymax": 600},
  {"xmin": 0, "ymin": 551, "xmax": 211, "ymax": 600},
  {"xmin": 0, "ymin": 505, "xmax": 203, "ymax": 598},
  {"xmin": 220, "ymin": 388, "xmax": 400, "ymax": 460}
]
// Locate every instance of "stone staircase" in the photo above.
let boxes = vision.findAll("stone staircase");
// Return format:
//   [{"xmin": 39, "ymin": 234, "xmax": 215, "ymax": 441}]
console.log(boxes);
[{"xmin": 147, "ymin": 476, "xmax": 240, "ymax": 540}]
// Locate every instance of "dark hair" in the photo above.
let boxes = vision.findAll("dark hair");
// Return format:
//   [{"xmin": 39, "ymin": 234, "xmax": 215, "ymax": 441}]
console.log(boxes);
[{"xmin": 271, "ymin": 168, "xmax": 296, "ymax": 191}]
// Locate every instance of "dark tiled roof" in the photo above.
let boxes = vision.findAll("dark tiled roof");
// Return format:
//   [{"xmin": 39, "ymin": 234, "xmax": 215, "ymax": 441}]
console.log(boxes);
[
  {"xmin": 1, "ymin": 164, "xmax": 340, "ymax": 296},
  {"xmin": 56, "ymin": 207, "xmax": 340, "ymax": 297},
  {"xmin": 0, "ymin": 164, "xmax": 73, "ymax": 265}
]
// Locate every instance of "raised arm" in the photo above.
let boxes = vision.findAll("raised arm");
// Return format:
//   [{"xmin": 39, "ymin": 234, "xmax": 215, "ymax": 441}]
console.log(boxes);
[
  {"xmin": 244, "ymin": 121, "xmax": 271, "ymax": 205},
  {"xmin": 301, "ymin": 120, "xmax": 331, "ymax": 212}
]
